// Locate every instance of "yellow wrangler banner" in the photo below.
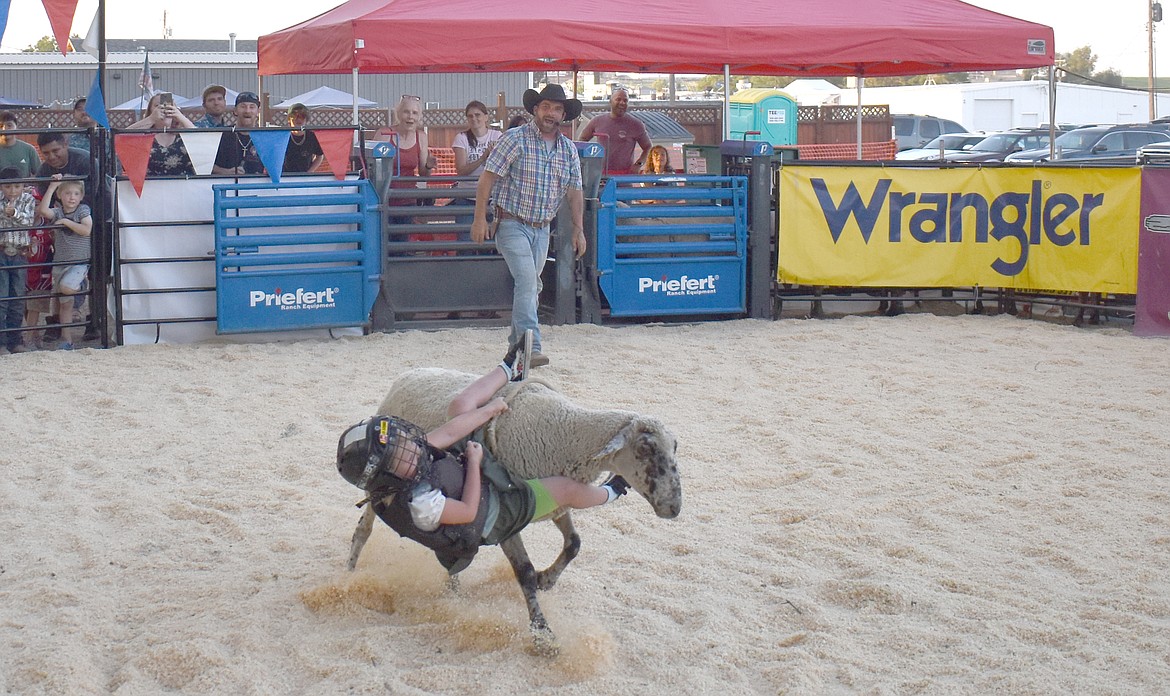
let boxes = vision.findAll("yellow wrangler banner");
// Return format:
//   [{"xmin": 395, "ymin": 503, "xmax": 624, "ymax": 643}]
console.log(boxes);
[{"xmin": 778, "ymin": 166, "xmax": 1140, "ymax": 293}]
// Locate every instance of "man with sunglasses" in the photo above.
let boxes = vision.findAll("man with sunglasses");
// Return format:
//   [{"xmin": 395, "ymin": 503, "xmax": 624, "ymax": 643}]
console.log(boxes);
[{"xmin": 470, "ymin": 85, "xmax": 585, "ymax": 369}]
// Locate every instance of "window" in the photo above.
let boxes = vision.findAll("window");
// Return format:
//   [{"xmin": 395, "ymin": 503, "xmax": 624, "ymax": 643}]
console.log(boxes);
[
  {"xmin": 1095, "ymin": 133, "xmax": 1125, "ymax": 152},
  {"xmin": 920, "ymin": 120, "xmax": 941, "ymax": 140}
]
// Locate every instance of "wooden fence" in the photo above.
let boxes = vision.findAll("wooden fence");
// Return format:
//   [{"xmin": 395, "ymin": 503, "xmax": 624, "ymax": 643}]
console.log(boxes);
[{"xmin": 11, "ymin": 102, "xmax": 892, "ymax": 152}]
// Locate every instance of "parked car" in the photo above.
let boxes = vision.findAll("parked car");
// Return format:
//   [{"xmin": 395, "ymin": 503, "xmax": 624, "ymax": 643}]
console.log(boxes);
[
  {"xmin": 1006, "ymin": 124, "xmax": 1170, "ymax": 164},
  {"xmin": 895, "ymin": 133, "xmax": 986, "ymax": 161},
  {"xmin": 942, "ymin": 129, "xmax": 1053, "ymax": 163},
  {"xmin": 1137, "ymin": 142, "xmax": 1170, "ymax": 166},
  {"xmin": 892, "ymin": 114, "xmax": 968, "ymax": 151}
]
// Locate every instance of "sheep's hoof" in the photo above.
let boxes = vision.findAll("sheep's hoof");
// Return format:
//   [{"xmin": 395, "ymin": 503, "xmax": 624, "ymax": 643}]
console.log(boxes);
[
  {"xmin": 535, "ymin": 570, "xmax": 557, "ymax": 591},
  {"xmin": 530, "ymin": 626, "xmax": 560, "ymax": 658}
]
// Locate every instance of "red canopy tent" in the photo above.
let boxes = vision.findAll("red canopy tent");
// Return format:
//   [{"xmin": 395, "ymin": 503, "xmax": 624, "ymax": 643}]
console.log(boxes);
[{"xmin": 257, "ymin": 0, "xmax": 1054, "ymax": 77}]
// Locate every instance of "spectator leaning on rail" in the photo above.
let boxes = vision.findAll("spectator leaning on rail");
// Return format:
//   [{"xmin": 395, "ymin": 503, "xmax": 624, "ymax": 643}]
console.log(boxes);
[
  {"xmin": 282, "ymin": 103, "xmax": 323, "ymax": 174},
  {"xmin": 213, "ymin": 92, "xmax": 265, "ymax": 176},
  {"xmin": 127, "ymin": 93, "xmax": 196, "ymax": 176},
  {"xmin": 36, "ymin": 132, "xmax": 92, "ymax": 201},
  {"xmin": 0, "ymin": 166, "xmax": 35, "ymax": 354},
  {"xmin": 36, "ymin": 175, "xmax": 91, "ymax": 351},
  {"xmin": 0, "ymin": 111, "xmax": 41, "ymax": 178},
  {"xmin": 193, "ymin": 85, "xmax": 229, "ymax": 128},
  {"xmin": 471, "ymin": 84, "xmax": 585, "ymax": 369},
  {"xmin": 578, "ymin": 88, "xmax": 652, "ymax": 175},
  {"xmin": 450, "ymin": 99, "xmax": 503, "ymax": 229}
]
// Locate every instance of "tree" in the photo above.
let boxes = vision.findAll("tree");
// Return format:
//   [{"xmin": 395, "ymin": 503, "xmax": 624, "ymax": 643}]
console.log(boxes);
[
  {"xmin": 21, "ymin": 34, "xmax": 81, "ymax": 53},
  {"xmin": 1060, "ymin": 46, "xmax": 1098, "ymax": 84}
]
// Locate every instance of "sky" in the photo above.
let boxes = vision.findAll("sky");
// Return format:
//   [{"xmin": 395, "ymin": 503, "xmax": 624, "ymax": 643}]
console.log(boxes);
[{"xmin": 0, "ymin": 0, "xmax": 1165, "ymax": 78}]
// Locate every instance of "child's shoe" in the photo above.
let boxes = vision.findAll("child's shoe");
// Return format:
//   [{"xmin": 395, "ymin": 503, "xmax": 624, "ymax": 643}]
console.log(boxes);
[
  {"xmin": 58, "ymin": 342, "xmax": 75, "ymax": 351},
  {"xmin": 500, "ymin": 329, "xmax": 534, "ymax": 382},
  {"xmin": 601, "ymin": 475, "xmax": 629, "ymax": 502}
]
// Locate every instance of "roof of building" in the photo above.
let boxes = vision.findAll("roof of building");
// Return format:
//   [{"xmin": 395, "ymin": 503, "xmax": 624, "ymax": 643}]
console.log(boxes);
[
  {"xmin": 106, "ymin": 39, "xmax": 257, "ymax": 53},
  {"xmin": 0, "ymin": 51, "xmax": 258, "ymax": 67}
]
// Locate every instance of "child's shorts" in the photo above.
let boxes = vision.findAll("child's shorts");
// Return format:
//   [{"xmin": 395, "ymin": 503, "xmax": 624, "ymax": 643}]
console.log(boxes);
[
  {"xmin": 52, "ymin": 264, "xmax": 89, "ymax": 294},
  {"xmin": 24, "ymin": 294, "xmax": 52, "ymax": 316}
]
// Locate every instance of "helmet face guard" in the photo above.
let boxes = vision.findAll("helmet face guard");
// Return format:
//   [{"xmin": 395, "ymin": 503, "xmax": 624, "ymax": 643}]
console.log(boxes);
[{"xmin": 336, "ymin": 416, "xmax": 432, "ymax": 491}]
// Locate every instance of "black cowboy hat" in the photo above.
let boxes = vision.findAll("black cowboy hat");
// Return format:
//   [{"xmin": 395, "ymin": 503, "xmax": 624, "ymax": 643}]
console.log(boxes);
[{"xmin": 522, "ymin": 84, "xmax": 582, "ymax": 122}]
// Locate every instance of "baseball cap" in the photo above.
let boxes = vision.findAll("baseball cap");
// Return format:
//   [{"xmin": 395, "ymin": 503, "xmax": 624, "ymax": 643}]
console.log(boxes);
[
  {"xmin": 287, "ymin": 102, "xmax": 308, "ymax": 117},
  {"xmin": 202, "ymin": 84, "xmax": 226, "ymax": 102},
  {"xmin": 235, "ymin": 91, "xmax": 261, "ymax": 107}
]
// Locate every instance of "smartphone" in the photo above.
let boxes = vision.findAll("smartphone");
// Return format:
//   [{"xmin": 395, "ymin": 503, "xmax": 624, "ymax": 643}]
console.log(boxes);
[{"xmin": 158, "ymin": 92, "xmax": 173, "ymax": 108}]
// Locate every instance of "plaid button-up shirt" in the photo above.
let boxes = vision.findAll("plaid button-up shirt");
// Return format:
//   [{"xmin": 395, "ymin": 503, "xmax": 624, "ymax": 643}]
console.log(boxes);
[
  {"xmin": 1, "ymin": 190, "xmax": 35, "ymax": 255},
  {"xmin": 484, "ymin": 123, "xmax": 581, "ymax": 225}
]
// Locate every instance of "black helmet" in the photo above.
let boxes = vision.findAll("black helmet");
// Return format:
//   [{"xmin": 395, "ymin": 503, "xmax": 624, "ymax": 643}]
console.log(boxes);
[{"xmin": 336, "ymin": 416, "xmax": 432, "ymax": 491}]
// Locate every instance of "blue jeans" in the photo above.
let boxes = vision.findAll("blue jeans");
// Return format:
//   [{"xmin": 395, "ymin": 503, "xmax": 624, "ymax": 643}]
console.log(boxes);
[
  {"xmin": 0, "ymin": 253, "xmax": 27, "ymax": 349},
  {"xmin": 495, "ymin": 218, "xmax": 549, "ymax": 351}
]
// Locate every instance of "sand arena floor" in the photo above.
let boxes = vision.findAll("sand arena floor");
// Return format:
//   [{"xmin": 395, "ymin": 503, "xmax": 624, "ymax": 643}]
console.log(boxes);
[{"xmin": 2, "ymin": 315, "xmax": 1168, "ymax": 694}]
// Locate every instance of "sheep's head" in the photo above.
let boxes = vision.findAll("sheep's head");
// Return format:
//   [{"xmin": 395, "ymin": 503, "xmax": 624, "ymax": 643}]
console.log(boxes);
[{"xmin": 593, "ymin": 417, "xmax": 682, "ymax": 519}]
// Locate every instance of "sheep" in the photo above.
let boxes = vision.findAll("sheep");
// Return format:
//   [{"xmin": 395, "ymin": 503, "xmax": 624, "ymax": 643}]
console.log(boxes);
[{"xmin": 346, "ymin": 367, "xmax": 683, "ymax": 654}]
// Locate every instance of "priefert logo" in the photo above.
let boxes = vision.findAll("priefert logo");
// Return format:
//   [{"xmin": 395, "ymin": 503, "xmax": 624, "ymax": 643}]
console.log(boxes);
[
  {"xmin": 638, "ymin": 273, "xmax": 718, "ymax": 296},
  {"xmin": 249, "ymin": 286, "xmax": 339, "ymax": 310}
]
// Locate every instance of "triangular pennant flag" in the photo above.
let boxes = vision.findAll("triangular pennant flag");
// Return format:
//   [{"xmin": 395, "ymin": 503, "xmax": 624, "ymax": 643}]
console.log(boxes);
[
  {"xmin": 0, "ymin": 0, "xmax": 12, "ymax": 46},
  {"xmin": 81, "ymin": 6, "xmax": 100, "ymax": 59},
  {"xmin": 85, "ymin": 72, "xmax": 109, "ymax": 128},
  {"xmin": 249, "ymin": 130, "xmax": 291, "ymax": 184},
  {"xmin": 316, "ymin": 130, "xmax": 354, "ymax": 180},
  {"xmin": 181, "ymin": 131, "xmax": 223, "ymax": 175},
  {"xmin": 114, "ymin": 133, "xmax": 155, "ymax": 197},
  {"xmin": 41, "ymin": 0, "xmax": 81, "ymax": 56}
]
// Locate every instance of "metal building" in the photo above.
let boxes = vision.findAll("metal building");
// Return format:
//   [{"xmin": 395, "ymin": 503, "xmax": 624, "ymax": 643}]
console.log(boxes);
[{"xmin": 0, "ymin": 38, "xmax": 530, "ymax": 111}]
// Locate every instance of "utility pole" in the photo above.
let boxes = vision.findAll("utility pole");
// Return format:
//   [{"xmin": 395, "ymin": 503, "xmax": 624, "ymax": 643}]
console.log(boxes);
[{"xmin": 1151, "ymin": 0, "xmax": 1162, "ymax": 120}]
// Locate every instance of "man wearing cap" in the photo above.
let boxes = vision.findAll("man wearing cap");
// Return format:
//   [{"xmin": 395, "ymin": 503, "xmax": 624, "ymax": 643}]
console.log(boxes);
[
  {"xmin": 283, "ymin": 103, "xmax": 323, "ymax": 173},
  {"xmin": 193, "ymin": 85, "xmax": 229, "ymax": 128},
  {"xmin": 471, "ymin": 84, "xmax": 585, "ymax": 368},
  {"xmin": 69, "ymin": 98, "xmax": 95, "ymax": 152},
  {"xmin": 212, "ymin": 91, "xmax": 264, "ymax": 175},
  {"xmin": 579, "ymin": 88, "xmax": 652, "ymax": 175}
]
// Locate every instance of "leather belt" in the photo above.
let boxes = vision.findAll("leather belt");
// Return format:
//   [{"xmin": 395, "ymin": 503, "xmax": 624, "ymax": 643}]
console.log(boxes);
[{"xmin": 495, "ymin": 207, "xmax": 550, "ymax": 228}]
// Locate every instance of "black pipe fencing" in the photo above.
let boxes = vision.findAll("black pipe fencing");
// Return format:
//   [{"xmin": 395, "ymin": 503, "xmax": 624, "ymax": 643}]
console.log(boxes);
[{"xmin": 0, "ymin": 126, "xmax": 109, "ymax": 353}]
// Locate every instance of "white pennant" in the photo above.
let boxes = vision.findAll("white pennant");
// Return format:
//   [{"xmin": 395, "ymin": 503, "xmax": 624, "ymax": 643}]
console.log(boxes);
[
  {"xmin": 181, "ymin": 131, "xmax": 223, "ymax": 175},
  {"xmin": 81, "ymin": 8, "xmax": 101, "ymax": 59}
]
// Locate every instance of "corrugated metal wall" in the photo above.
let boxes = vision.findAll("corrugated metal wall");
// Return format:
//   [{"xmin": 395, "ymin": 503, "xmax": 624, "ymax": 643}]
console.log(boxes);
[{"xmin": 0, "ymin": 62, "xmax": 530, "ymax": 111}]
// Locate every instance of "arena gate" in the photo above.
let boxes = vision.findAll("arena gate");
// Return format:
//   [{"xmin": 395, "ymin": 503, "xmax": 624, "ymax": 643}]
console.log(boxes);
[
  {"xmin": 212, "ymin": 180, "xmax": 382, "ymax": 334},
  {"xmin": 594, "ymin": 174, "xmax": 749, "ymax": 317}
]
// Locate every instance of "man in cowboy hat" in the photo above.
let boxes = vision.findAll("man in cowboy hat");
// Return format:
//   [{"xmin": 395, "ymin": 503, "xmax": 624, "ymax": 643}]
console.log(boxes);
[{"xmin": 471, "ymin": 84, "xmax": 585, "ymax": 369}]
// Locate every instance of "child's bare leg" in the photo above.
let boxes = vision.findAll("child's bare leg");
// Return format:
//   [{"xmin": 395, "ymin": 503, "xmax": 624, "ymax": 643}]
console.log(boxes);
[
  {"xmin": 538, "ymin": 476, "xmax": 612, "ymax": 510},
  {"xmin": 57, "ymin": 291, "xmax": 75, "ymax": 344},
  {"xmin": 22, "ymin": 308, "xmax": 42, "ymax": 348},
  {"xmin": 447, "ymin": 366, "xmax": 509, "ymax": 418}
]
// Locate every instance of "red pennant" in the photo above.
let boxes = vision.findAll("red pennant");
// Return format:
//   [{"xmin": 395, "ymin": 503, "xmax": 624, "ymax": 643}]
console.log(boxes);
[
  {"xmin": 316, "ymin": 130, "xmax": 354, "ymax": 180},
  {"xmin": 41, "ymin": 0, "xmax": 81, "ymax": 56},
  {"xmin": 114, "ymin": 134, "xmax": 155, "ymax": 197}
]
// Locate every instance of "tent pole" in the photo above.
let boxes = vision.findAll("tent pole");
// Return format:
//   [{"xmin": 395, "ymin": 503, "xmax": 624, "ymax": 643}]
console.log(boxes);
[
  {"xmin": 723, "ymin": 64, "xmax": 731, "ymax": 140},
  {"xmin": 856, "ymin": 76, "xmax": 863, "ymax": 159},
  {"xmin": 352, "ymin": 67, "xmax": 360, "ymax": 126}
]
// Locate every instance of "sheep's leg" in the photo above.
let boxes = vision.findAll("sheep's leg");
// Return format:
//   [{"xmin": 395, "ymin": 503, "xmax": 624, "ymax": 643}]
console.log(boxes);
[
  {"xmin": 536, "ymin": 512, "xmax": 580, "ymax": 591},
  {"xmin": 500, "ymin": 533, "xmax": 558, "ymax": 656},
  {"xmin": 347, "ymin": 503, "xmax": 377, "ymax": 571}
]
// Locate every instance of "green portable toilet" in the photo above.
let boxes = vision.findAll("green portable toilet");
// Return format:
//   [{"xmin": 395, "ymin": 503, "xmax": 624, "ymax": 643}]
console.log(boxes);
[{"xmin": 729, "ymin": 88, "xmax": 798, "ymax": 146}]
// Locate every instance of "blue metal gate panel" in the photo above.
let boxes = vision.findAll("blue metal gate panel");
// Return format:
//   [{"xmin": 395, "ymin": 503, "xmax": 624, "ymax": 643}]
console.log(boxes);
[
  {"xmin": 597, "ymin": 175, "xmax": 748, "ymax": 317},
  {"xmin": 213, "ymin": 180, "xmax": 381, "ymax": 334}
]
